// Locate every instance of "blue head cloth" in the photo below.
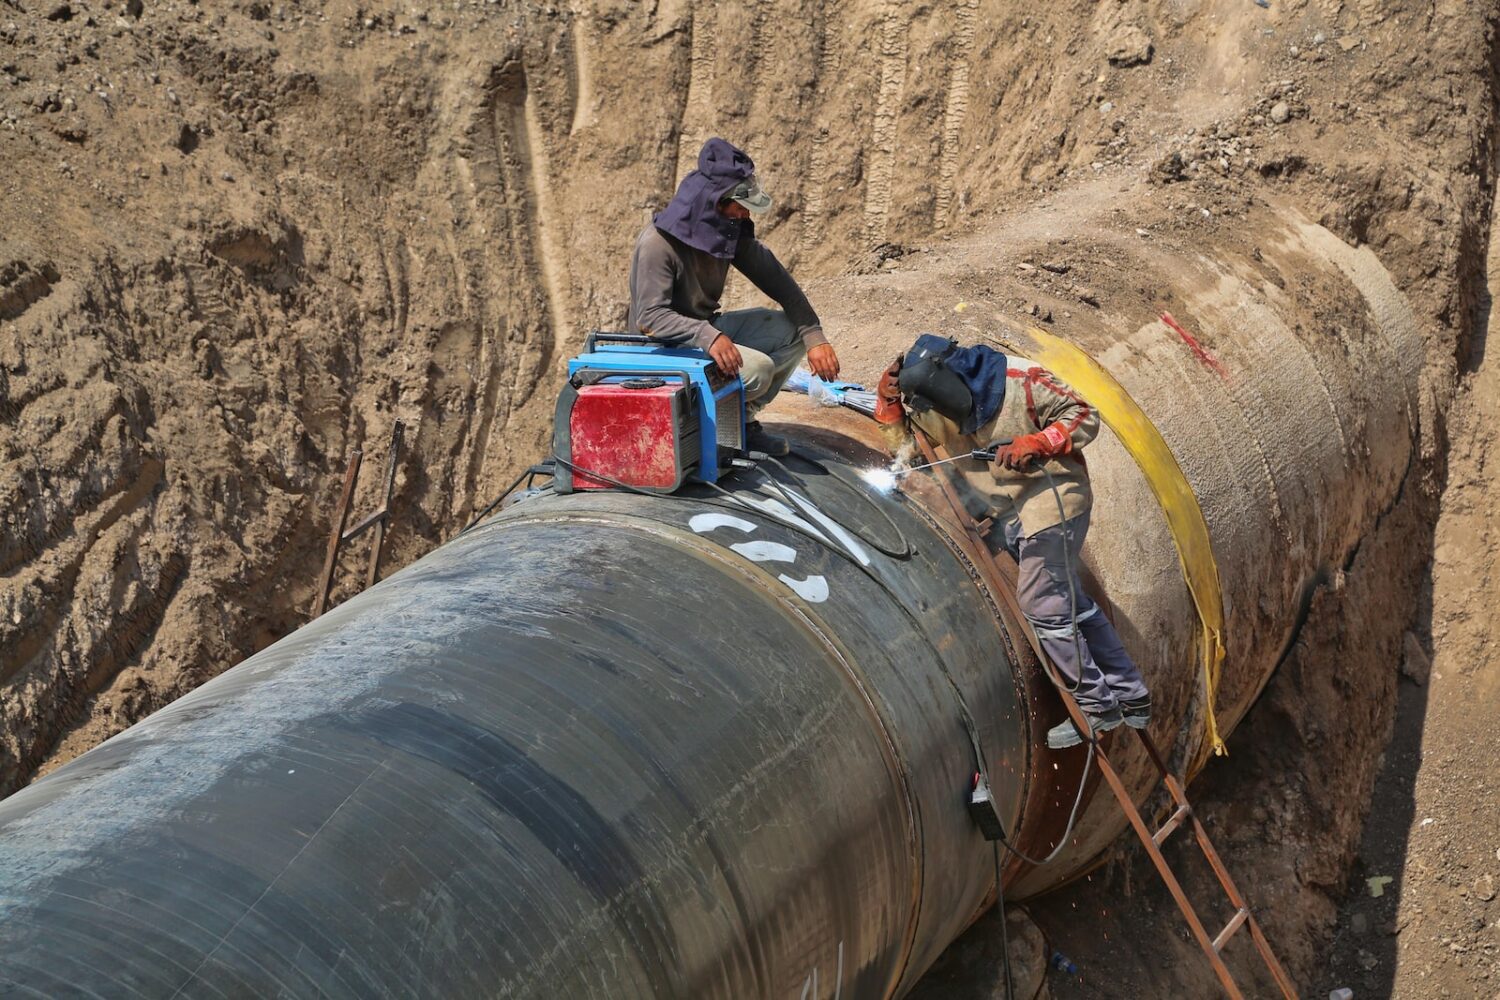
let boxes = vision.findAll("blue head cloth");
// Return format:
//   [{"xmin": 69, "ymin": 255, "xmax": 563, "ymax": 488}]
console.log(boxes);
[
  {"xmin": 654, "ymin": 137, "xmax": 757, "ymax": 260},
  {"xmin": 904, "ymin": 334, "xmax": 1008, "ymax": 435}
]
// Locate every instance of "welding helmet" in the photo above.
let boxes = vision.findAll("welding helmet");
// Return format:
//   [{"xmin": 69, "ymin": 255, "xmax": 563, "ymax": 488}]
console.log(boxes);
[{"xmin": 897, "ymin": 335, "xmax": 974, "ymax": 425}]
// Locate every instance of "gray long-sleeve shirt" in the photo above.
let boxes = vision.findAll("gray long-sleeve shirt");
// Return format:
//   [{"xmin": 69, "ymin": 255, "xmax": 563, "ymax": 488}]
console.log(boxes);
[{"xmin": 627, "ymin": 224, "xmax": 826, "ymax": 351}]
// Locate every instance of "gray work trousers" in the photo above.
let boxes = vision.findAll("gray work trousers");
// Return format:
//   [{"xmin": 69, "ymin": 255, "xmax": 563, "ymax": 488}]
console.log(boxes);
[
  {"xmin": 712, "ymin": 308, "xmax": 806, "ymax": 417},
  {"xmin": 999, "ymin": 510, "xmax": 1150, "ymax": 714}
]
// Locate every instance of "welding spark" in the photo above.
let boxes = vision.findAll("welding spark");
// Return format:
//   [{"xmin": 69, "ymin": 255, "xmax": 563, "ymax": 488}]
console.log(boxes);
[{"xmin": 860, "ymin": 467, "xmax": 899, "ymax": 494}]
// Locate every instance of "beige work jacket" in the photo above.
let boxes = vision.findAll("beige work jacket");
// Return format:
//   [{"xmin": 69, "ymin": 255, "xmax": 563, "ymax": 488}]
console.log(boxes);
[{"xmin": 881, "ymin": 357, "xmax": 1100, "ymax": 536}]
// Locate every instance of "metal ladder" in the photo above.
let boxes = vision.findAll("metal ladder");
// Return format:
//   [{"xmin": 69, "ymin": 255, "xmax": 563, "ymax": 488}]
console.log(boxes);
[
  {"xmin": 312, "ymin": 420, "xmax": 405, "ymax": 618},
  {"xmin": 913, "ymin": 434, "xmax": 1297, "ymax": 1000}
]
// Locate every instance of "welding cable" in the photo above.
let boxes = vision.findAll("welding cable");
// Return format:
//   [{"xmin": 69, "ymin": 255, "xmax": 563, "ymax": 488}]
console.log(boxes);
[
  {"xmin": 457, "ymin": 462, "xmax": 556, "ymax": 536},
  {"xmin": 548, "ymin": 453, "xmax": 1057, "ymax": 874},
  {"xmin": 985, "ymin": 463, "xmax": 1099, "ymax": 869},
  {"xmin": 699, "ymin": 472, "xmax": 997, "ymax": 775},
  {"xmin": 548, "ymin": 453, "xmax": 997, "ymax": 789},
  {"xmin": 766, "ymin": 449, "xmax": 916, "ymax": 559},
  {"xmin": 994, "ymin": 846, "xmax": 1016, "ymax": 1000},
  {"xmin": 741, "ymin": 467, "xmax": 911, "ymax": 567},
  {"xmin": 749, "ymin": 447, "xmax": 1095, "ymax": 871},
  {"xmin": 547, "ymin": 455, "xmax": 891, "ymax": 577}
]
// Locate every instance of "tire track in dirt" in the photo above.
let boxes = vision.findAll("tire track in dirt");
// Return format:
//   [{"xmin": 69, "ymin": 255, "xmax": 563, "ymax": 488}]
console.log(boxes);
[
  {"xmin": 675, "ymin": 0, "xmax": 718, "ymax": 185},
  {"xmin": 796, "ymin": 2, "xmax": 841, "ymax": 264},
  {"xmin": 568, "ymin": 5, "xmax": 595, "ymax": 134},
  {"xmin": 798, "ymin": 127, "xmax": 833, "ymax": 263},
  {"xmin": 385, "ymin": 235, "xmax": 410, "ymax": 340},
  {"xmin": 863, "ymin": 2, "xmax": 909, "ymax": 249},
  {"xmin": 512, "ymin": 76, "xmax": 571, "ymax": 408},
  {"xmin": 748, "ymin": 0, "xmax": 772, "ymax": 95},
  {"xmin": 935, "ymin": 0, "xmax": 977, "ymax": 231},
  {"xmin": 1, "ymin": 458, "xmax": 164, "ymax": 688},
  {"xmin": 460, "ymin": 56, "xmax": 573, "ymax": 513}
]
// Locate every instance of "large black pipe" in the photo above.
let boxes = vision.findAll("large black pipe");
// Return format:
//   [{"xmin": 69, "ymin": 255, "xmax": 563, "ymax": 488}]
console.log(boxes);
[{"xmin": 0, "ymin": 442, "xmax": 1030, "ymax": 998}]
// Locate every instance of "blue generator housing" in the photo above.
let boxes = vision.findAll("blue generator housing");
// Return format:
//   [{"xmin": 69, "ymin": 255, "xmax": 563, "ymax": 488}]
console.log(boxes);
[{"xmin": 554, "ymin": 332, "xmax": 746, "ymax": 492}]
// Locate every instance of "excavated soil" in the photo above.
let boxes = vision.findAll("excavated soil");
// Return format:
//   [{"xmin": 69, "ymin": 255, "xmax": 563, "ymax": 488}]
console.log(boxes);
[{"xmin": 3, "ymin": 0, "xmax": 1499, "ymax": 996}]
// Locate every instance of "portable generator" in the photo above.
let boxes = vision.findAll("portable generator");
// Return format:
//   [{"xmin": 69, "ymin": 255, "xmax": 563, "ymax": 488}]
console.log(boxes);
[{"xmin": 552, "ymin": 332, "xmax": 746, "ymax": 493}]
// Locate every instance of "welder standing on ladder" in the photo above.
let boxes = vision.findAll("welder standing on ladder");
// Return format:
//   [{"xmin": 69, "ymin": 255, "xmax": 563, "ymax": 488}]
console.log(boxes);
[
  {"xmin": 628, "ymin": 137, "xmax": 840, "ymax": 457},
  {"xmin": 875, "ymin": 334, "xmax": 1151, "ymax": 748}
]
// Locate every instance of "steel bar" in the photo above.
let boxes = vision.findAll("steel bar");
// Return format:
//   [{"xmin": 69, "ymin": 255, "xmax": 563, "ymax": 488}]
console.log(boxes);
[
  {"xmin": 365, "ymin": 420, "xmax": 404, "ymax": 590},
  {"xmin": 312, "ymin": 448, "xmax": 362, "ymax": 619}
]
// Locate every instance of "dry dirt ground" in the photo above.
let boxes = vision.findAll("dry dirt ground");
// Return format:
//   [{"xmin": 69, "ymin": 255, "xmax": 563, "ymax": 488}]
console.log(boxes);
[{"xmin": 3, "ymin": 0, "xmax": 1500, "ymax": 997}]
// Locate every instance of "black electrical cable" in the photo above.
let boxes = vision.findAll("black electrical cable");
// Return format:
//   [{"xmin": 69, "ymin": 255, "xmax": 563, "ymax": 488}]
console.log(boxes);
[
  {"xmin": 547, "ymin": 453, "xmax": 996, "ymax": 783},
  {"xmin": 769, "ymin": 448, "xmax": 915, "ymax": 559},
  {"xmin": 983, "ymin": 460, "xmax": 1101, "ymax": 869},
  {"xmin": 995, "ymin": 843, "xmax": 1016, "ymax": 1000},
  {"xmin": 741, "ymin": 436, "xmax": 1096, "ymax": 872},
  {"xmin": 547, "ymin": 455, "xmax": 897, "ymax": 582},
  {"xmin": 907, "ymin": 447, "xmax": 1098, "ymax": 870},
  {"xmin": 526, "ymin": 449, "xmax": 1083, "ymax": 876},
  {"xmin": 700, "ymin": 473, "xmax": 995, "ymax": 774},
  {"xmin": 748, "ymin": 465, "xmax": 910, "ymax": 568},
  {"xmin": 457, "ymin": 463, "xmax": 556, "ymax": 537}
]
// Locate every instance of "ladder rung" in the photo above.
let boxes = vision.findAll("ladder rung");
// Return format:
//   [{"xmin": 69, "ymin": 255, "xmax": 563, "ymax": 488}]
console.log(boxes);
[
  {"xmin": 1152, "ymin": 802, "xmax": 1191, "ymax": 846},
  {"xmin": 1213, "ymin": 907, "xmax": 1250, "ymax": 953}
]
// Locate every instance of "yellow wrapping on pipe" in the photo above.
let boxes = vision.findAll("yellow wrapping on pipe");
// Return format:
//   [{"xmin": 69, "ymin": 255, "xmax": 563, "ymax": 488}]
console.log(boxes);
[{"xmin": 999, "ymin": 327, "xmax": 1228, "ymax": 771}]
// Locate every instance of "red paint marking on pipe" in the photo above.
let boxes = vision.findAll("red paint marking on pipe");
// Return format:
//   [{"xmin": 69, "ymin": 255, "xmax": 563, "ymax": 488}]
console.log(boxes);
[{"xmin": 1161, "ymin": 312, "xmax": 1228, "ymax": 380}]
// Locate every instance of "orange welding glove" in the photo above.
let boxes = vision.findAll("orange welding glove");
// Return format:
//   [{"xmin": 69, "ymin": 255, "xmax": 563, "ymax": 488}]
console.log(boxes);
[
  {"xmin": 992, "ymin": 422, "xmax": 1072, "ymax": 471},
  {"xmin": 874, "ymin": 356, "xmax": 905, "ymax": 425}
]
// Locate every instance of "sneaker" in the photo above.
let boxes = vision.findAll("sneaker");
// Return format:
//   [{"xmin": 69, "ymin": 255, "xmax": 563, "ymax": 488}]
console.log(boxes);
[
  {"xmin": 746, "ymin": 421, "xmax": 790, "ymax": 457},
  {"xmin": 1122, "ymin": 696, "xmax": 1152, "ymax": 730},
  {"xmin": 1047, "ymin": 705, "xmax": 1124, "ymax": 749}
]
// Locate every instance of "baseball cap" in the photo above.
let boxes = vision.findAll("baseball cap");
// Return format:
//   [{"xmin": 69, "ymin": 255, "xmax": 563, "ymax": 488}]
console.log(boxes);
[{"xmin": 728, "ymin": 175, "xmax": 772, "ymax": 215}]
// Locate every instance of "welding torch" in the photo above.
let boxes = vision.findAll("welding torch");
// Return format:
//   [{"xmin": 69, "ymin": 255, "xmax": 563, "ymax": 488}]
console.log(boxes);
[{"xmin": 894, "ymin": 441, "xmax": 1009, "ymax": 477}]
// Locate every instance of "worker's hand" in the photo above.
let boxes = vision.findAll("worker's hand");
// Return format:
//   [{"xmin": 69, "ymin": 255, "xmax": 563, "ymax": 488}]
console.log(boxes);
[
  {"xmin": 993, "ymin": 435, "xmax": 1044, "ymax": 472},
  {"xmin": 807, "ymin": 343, "xmax": 841, "ymax": 381},
  {"xmin": 708, "ymin": 333, "xmax": 743, "ymax": 376},
  {"xmin": 992, "ymin": 424, "xmax": 1071, "ymax": 472},
  {"xmin": 874, "ymin": 356, "xmax": 905, "ymax": 425}
]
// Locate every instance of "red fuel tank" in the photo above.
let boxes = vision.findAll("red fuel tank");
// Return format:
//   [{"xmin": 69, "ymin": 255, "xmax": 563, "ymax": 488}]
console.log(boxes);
[{"xmin": 567, "ymin": 378, "xmax": 698, "ymax": 491}]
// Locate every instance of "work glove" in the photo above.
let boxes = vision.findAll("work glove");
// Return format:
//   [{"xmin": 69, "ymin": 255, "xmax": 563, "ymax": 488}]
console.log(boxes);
[
  {"xmin": 874, "ymin": 356, "xmax": 905, "ymax": 425},
  {"xmin": 991, "ymin": 423, "xmax": 1072, "ymax": 472}
]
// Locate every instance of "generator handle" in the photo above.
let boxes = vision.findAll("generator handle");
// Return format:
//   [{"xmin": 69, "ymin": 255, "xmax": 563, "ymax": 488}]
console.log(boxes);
[
  {"xmin": 569, "ymin": 368, "xmax": 695, "ymax": 389},
  {"xmin": 583, "ymin": 330, "xmax": 656, "ymax": 353}
]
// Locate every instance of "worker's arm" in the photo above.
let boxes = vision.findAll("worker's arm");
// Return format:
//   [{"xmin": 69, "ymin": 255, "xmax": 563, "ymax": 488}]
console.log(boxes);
[
  {"xmin": 1024, "ymin": 367, "xmax": 1100, "ymax": 451},
  {"xmin": 629, "ymin": 232, "xmax": 721, "ymax": 351},
  {"xmin": 874, "ymin": 358, "xmax": 917, "ymax": 458},
  {"xmin": 732, "ymin": 238, "xmax": 827, "ymax": 349},
  {"xmin": 991, "ymin": 367, "xmax": 1100, "ymax": 472}
]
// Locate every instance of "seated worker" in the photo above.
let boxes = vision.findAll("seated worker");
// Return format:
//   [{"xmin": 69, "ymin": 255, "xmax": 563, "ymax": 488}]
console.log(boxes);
[
  {"xmin": 628, "ymin": 137, "xmax": 840, "ymax": 456},
  {"xmin": 874, "ymin": 334, "xmax": 1151, "ymax": 748}
]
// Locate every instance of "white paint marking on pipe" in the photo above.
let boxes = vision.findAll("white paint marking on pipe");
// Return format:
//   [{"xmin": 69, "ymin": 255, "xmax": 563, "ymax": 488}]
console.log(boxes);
[
  {"xmin": 688, "ymin": 512, "xmax": 757, "ymax": 535},
  {"xmin": 778, "ymin": 574, "xmax": 829, "ymax": 603},
  {"xmin": 730, "ymin": 540, "xmax": 798, "ymax": 563},
  {"xmin": 733, "ymin": 492, "xmax": 872, "ymax": 566}
]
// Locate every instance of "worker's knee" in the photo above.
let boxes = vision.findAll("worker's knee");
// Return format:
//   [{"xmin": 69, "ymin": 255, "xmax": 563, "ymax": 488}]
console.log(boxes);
[
  {"xmin": 738, "ymin": 347, "xmax": 777, "ymax": 400},
  {"xmin": 719, "ymin": 308, "xmax": 801, "ymax": 357},
  {"xmin": 1024, "ymin": 601, "xmax": 1099, "ymax": 640}
]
